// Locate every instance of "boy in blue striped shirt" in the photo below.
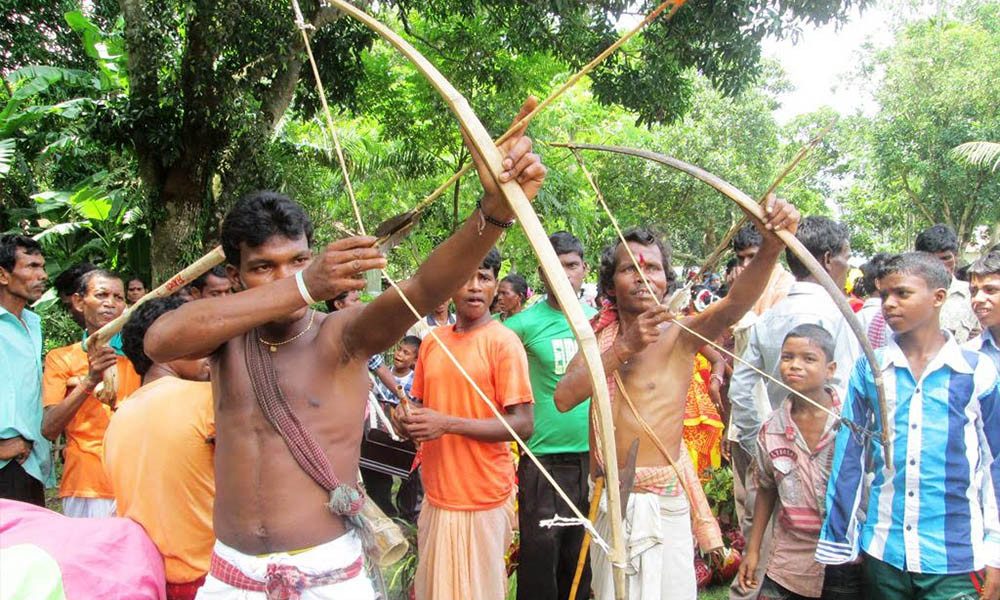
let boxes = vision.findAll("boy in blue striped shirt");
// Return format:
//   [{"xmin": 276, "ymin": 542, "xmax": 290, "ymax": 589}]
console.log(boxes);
[{"xmin": 816, "ymin": 252, "xmax": 1000, "ymax": 600}]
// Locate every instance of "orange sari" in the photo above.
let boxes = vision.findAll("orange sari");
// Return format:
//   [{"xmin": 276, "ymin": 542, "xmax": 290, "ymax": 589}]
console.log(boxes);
[{"xmin": 683, "ymin": 354, "xmax": 724, "ymax": 476}]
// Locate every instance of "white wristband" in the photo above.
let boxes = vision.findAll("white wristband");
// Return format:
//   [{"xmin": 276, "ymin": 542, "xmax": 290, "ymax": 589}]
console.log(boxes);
[{"xmin": 295, "ymin": 270, "xmax": 317, "ymax": 306}]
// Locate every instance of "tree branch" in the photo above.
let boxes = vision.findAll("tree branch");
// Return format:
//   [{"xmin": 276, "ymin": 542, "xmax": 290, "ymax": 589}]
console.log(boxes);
[
  {"xmin": 261, "ymin": 4, "xmax": 343, "ymax": 131},
  {"xmin": 900, "ymin": 169, "xmax": 937, "ymax": 226}
]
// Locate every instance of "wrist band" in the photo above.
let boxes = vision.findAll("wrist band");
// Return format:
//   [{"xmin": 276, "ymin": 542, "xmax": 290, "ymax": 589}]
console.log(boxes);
[
  {"xmin": 710, "ymin": 374, "xmax": 725, "ymax": 386},
  {"xmin": 476, "ymin": 198, "xmax": 516, "ymax": 229},
  {"xmin": 295, "ymin": 270, "xmax": 317, "ymax": 306}
]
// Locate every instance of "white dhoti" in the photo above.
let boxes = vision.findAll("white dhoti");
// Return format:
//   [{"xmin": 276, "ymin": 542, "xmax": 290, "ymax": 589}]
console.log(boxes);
[
  {"xmin": 195, "ymin": 531, "xmax": 375, "ymax": 600},
  {"xmin": 61, "ymin": 496, "xmax": 116, "ymax": 518},
  {"xmin": 590, "ymin": 490, "xmax": 696, "ymax": 600}
]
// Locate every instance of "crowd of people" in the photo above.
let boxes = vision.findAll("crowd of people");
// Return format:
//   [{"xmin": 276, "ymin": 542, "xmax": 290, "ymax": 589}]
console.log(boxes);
[{"xmin": 1, "ymin": 109, "xmax": 1000, "ymax": 600}]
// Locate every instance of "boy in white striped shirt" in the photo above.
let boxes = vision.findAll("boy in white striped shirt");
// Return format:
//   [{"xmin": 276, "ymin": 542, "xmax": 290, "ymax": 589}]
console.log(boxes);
[{"xmin": 817, "ymin": 252, "xmax": 1000, "ymax": 600}]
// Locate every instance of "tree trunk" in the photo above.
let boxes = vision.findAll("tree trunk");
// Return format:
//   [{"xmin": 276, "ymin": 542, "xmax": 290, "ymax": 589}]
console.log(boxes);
[{"xmin": 150, "ymin": 165, "xmax": 207, "ymax": 281}]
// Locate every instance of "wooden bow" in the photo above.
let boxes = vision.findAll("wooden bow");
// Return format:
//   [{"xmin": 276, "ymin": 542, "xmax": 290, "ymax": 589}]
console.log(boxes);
[
  {"xmin": 553, "ymin": 141, "xmax": 891, "ymax": 466},
  {"xmin": 312, "ymin": 2, "xmax": 631, "ymax": 595}
]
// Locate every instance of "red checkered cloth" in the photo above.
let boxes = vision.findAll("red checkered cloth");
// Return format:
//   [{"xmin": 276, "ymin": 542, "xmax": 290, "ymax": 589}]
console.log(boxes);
[
  {"xmin": 868, "ymin": 310, "xmax": 888, "ymax": 349},
  {"xmin": 165, "ymin": 575, "xmax": 206, "ymax": 600},
  {"xmin": 209, "ymin": 551, "xmax": 364, "ymax": 600}
]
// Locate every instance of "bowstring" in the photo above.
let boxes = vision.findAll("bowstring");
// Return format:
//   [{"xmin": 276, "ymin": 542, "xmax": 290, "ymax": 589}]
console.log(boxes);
[
  {"xmin": 568, "ymin": 148, "xmax": 878, "ymax": 443},
  {"xmin": 290, "ymin": 0, "xmax": 612, "ymax": 555}
]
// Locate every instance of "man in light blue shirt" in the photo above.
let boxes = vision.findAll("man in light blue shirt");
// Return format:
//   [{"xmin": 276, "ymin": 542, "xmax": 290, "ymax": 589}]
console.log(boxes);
[
  {"xmin": 727, "ymin": 216, "xmax": 860, "ymax": 599},
  {"xmin": 965, "ymin": 250, "xmax": 1000, "ymax": 371},
  {"xmin": 0, "ymin": 234, "xmax": 52, "ymax": 505}
]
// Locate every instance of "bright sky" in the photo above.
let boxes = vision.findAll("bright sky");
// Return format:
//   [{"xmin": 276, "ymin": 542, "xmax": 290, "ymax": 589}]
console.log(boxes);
[{"xmin": 764, "ymin": 2, "xmax": 933, "ymax": 123}]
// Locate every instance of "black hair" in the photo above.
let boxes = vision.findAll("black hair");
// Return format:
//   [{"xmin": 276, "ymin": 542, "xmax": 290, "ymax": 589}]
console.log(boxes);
[
  {"xmin": 53, "ymin": 262, "xmax": 97, "ymax": 298},
  {"xmin": 122, "ymin": 296, "xmax": 186, "ymax": 376},
  {"xmin": 914, "ymin": 224, "xmax": 959, "ymax": 255},
  {"xmin": 876, "ymin": 252, "xmax": 951, "ymax": 291},
  {"xmin": 500, "ymin": 274, "xmax": 528, "ymax": 301},
  {"xmin": 549, "ymin": 231, "xmax": 585, "ymax": 259},
  {"xmin": 0, "ymin": 234, "xmax": 43, "ymax": 273},
  {"xmin": 325, "ymin": 290, "xmax": 352, "ymax": 312},
  {"xmin": 724, "ymin": 257, "xmax": 738, "ymax": 275},
  {"xmin": 400, "ymin": 335, "xmax": 422, "ymax": 351},
  {"xmin": 732, "ymin": 224, "xmax": 762, "ymax": 253},
  {"xmin": 856, "ymin": 252, "xmax": 891, "ymax": 298},
  {"xmin": 783, "ymin": 323, "xmax": 836, "ymax": 363},
  {"xmin": 968, "ymin": 251, "xmax": 1000, "ymax": 279},
  {"xmin": 786, "ymin": 216, "xmax": 849, "ymax": 280},
  {"xmin": 598, "ymin": 228, "xmax": 672, "ymax": 303},
  {"xmin": 220, "ymin": 191, "xmax": 314, "ymax": 267},
  {"xmin": 190, "ymin": 265, "xmax": 229, "ymax": 291},
  {"xmin": 482, "ymin": 247, "xmax": 502, "ymax": 278},
  {"xmin": 124, "ymin": 273, "xmax": 147, "ymax": 288},
  {"xmin": 75, "ymin": 268, "xmax": 122, "ymax": 296}
]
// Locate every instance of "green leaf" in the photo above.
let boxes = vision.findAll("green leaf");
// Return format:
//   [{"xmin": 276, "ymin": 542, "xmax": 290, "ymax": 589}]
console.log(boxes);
[{"xmin": 69, "ymin": 186, "xmax": 112, "ymax": 221}]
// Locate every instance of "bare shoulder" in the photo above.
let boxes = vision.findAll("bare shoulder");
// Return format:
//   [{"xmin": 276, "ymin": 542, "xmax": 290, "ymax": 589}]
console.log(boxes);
[{"xmin": 316, "ymin": 306, "xmax": 363, "ymax": 362}]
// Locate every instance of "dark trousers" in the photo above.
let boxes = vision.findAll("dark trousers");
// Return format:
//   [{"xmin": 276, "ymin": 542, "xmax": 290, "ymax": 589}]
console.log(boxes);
[
  {"xmin": 516, "ymin": 452, "xmax": 591, "ymax": 600},
  {"xmin": 0, "ymin": 460, "xmax": 45, "ymax": 507},
  {"xmin": 863, "ymin": 553, "xmax": 982, "ymax": 600},
  {"xmin": 759, "ymin": 563, "xmax": 865, "ymax": 600},
  {"xmin": 361, "ymin": 466, "xmax": 424, "ymax": 522}
]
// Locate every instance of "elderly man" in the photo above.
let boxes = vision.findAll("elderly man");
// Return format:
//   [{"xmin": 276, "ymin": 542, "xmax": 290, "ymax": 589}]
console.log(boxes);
[{"xmin": 41, "ymin": 269, "xmax": 141, "ymax": 518}]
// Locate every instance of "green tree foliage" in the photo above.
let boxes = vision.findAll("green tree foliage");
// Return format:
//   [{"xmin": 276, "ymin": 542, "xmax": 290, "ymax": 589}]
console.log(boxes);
[
  {"xmin": 3, "ymin": 0, "xmax": 868, "ymax": 278},
  {"xmin": 838, "ymin": 2, "xmax": 1000, "ymax": 252}
]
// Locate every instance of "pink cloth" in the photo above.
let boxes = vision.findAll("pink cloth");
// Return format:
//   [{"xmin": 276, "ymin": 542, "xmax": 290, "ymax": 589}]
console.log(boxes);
[{"xmin": 0, "ymin": 499, "xmax": 166, "ymax": 599}]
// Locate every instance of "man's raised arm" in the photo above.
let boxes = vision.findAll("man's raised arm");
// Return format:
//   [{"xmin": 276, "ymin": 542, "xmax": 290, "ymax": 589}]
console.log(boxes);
[
  {"xmin": 683, "ymin": 195, "xmax": 800, "ymax": 344},
  {"xmin": 145, "ymin": 237, "xmax": 385, "ymax": 362},
  {"xmin": 342, "ymin": 97, "xmax": 547, "ymax": 358}
]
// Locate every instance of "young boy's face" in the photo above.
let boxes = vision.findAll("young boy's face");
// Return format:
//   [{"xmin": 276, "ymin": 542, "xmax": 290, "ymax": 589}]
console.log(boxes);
[
  {"xmin": 453, "ymin": 266, "xmax": 498, "ymax": 322},
  {"xmin": 780, "ymin": 336, "xmax": 836, "ymax": 394},
  {"xmin": 970, "ymin": 273, "xmax": 1000, "ymax": 331},
  {"xmin": 393, "ymin": 343, "xmax": 418, "ymax": 370},
  {"xmin": 879, "ymin": 271, "xmax": 947, "ymax": 335}
]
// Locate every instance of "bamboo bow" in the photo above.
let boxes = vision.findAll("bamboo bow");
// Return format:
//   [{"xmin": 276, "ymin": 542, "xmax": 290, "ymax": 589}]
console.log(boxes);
[
  {"xmin": 290, "ymin": 2, "xmax": 686, "ymax": 596},
  {"xmin": 553, "ymin": 141, "xmax": 891, "ymax": 466}
]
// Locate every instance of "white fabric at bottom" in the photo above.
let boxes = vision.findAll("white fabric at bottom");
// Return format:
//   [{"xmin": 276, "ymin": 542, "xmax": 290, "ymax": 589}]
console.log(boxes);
[
  {"xmin": 591, "ymin": 488, "xmax": 696, "ymax": 600},
  {"xmin": 61, "ymin": 496, "xmax": 116, "ymax": 518},
  {"xmin": 195, "ymin": 531, "xmax": 375, "ymax": 600}
]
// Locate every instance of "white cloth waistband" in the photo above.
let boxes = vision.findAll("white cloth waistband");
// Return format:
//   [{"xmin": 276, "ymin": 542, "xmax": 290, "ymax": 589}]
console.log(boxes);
[{"xmin": 212, "ymin": 531, "xmax": 364, "ymax": 582}]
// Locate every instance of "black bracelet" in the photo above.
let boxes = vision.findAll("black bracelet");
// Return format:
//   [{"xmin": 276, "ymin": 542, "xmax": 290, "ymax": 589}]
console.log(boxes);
[{"xmin": 476, "ymin": 198, "xmax": 516, "ymax": 229}]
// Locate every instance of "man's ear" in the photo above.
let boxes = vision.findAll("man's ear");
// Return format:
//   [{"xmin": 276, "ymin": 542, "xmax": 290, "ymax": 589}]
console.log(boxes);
[
  {"xmin": 826, "ymin": 360, "xmax": 837, "ymax": 380},
  {"xmin": 225, "ymin": 264, "xmax": 244, "ymax": 291},
  {"xmin": 0, "ymin": 267, "xmax": 10, "ymax": 287},
  {"xmin": 71, "ymin": 292, "xmax": 86, "ymax": 314}
]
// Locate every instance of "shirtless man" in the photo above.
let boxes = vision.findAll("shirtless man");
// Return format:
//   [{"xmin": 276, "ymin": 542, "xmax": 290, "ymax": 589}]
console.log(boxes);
[
  {"xmin": 144, "ymin": 98, "xmax": 546, "ymax": 599},
  {"xmin": 554, "ymin": 195, "xmax": 800, "ymax": 600}
]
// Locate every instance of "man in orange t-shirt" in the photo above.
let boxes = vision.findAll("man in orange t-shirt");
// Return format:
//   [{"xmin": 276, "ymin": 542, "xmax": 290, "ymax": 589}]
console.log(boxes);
[
  {"xmin": 105, "ymin": 296, "xmax": 214, "ymax": 600},
  {"xmin": 396, "ymin": 248, "xmax": 534, "ymax": 600},
  {"xmin": 41, "ymin": 269, "xmax": 140, "ymax": 518}
]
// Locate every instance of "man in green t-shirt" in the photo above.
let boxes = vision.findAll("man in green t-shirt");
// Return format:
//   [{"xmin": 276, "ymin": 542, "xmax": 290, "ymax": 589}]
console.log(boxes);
[{"xmin": 504, "ymin": 231, "xmax": 594, "ymax": 600}]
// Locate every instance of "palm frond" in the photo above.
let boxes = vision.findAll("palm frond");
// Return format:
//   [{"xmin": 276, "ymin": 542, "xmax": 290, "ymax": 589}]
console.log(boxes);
[
  {"xmin": 0, "ymin": 138, "xmax": 13, "ymax": 177},
  {"xmin": 952, "ymin": 141, "xmax": 1000, "ymax": 172}
]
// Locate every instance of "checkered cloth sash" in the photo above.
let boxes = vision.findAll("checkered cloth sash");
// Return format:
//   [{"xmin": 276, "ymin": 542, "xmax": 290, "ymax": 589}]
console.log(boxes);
[{"xmin": 209, "ymin": 551, "xmax": 363, "ymax": 600}]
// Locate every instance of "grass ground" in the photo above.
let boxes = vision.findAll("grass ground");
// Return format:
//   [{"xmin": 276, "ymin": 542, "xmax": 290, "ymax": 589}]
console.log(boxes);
[{"xmin": 700, "ymin": 584, "xmax": 729, "ymax": 599}]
